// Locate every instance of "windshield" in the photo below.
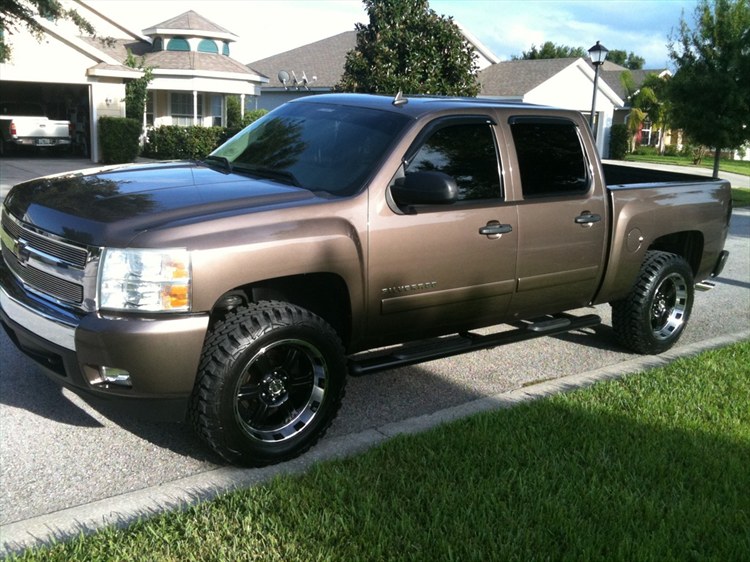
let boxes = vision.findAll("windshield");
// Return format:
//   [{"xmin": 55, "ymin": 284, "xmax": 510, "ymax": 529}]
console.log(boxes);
[{"xmin": 209, "ymin": 101, "xmax": 411, "ymax": 196}]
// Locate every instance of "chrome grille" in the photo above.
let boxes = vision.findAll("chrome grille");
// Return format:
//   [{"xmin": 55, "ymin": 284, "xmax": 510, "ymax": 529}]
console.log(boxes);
[
  {"xmin": 1, "ymin": 212, "xmax": 87, "ymax": 268},
  {"xmin": 2, "ymin": 245, "xmax": 84, "ymax": 303},
  {"xmin": 1, "ymin": 210, "xmax": 93, "ymax": 308}
]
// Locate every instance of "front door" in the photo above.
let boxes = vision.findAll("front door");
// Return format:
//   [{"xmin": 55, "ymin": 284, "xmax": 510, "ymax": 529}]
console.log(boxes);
[{"xmin": 366, "ymin": 117, "xmax": 518, "ymax": 346}]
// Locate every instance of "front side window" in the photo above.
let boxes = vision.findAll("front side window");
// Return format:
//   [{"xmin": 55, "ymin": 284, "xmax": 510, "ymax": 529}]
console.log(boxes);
[
  {"xmin": 510, "ymin": 118, "xmax": 589, "ymax": 198},
  {"xmin": 406, "ymin": 121, "xmax": 501, "ymax": 201}
]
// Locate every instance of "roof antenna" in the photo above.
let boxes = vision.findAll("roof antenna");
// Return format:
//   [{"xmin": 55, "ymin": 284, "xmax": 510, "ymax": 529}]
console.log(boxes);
[{"xmin": 392, "ymin": 91, "xmax": 408, "ymax": 106}]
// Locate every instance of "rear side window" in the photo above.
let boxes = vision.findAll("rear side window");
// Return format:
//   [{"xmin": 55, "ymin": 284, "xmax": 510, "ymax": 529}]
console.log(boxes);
[
  {"xmin": 509, "ymin": 118, "xmax": 589, "ymax": 198},
  {"xmin": 406, "ymin": 122, "xmax": 501, "ymax": 201}
]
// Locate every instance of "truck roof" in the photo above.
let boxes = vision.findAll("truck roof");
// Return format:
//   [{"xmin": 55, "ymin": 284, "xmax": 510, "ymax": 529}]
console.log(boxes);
[{"xmin": 288, "ymin": 93, "xmax": 552, "ymax": 119}]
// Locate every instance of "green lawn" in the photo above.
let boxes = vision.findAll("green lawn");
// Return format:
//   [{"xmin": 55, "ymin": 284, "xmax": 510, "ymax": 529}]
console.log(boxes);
[
  {"xmin": 625, "ymin": 153, "xmax": 750, "ymax": 177},
  {"xmin": 11, "ymin": 341, "xmax": 750, "ymax": 562}
]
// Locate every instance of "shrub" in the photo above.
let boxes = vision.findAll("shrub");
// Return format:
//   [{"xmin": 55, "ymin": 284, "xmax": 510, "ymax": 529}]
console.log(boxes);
[
  {"xmin": 99, "ymin": 116, "xmax": 141, "ymax": 164},
  {"xmin": 609, "ymin": 124, "xmax": 628, "ymax": 160},
  {"xmin": 144, "ymin": 125, "xmax": 225, "ymax": 160},
  {"xmin": 143, "ymin": 111, "xmax": 270, "ymax": 161}
]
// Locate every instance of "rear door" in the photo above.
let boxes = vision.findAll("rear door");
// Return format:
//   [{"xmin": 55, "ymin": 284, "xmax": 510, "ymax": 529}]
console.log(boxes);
[{"xmin": 506, "ymin": 116, "xmax": 607, "ymax": 317}]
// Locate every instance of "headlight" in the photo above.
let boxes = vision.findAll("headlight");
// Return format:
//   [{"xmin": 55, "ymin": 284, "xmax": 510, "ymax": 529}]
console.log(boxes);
[{"xmin": 99, "ymin": 248, "xmax": 191, "ymax": 312}]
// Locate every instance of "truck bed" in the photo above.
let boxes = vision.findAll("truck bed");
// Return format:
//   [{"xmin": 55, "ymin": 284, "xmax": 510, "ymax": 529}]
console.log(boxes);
[{"xmin": 602, "ymin": 162, "xmax": 713, "ymax": 186}]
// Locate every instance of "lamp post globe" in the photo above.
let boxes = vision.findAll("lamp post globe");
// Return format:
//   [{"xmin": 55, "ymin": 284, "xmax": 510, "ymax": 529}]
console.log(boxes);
[{"xmin": 588, "ymin": 41, "xmax": 608, "ymax": 135}]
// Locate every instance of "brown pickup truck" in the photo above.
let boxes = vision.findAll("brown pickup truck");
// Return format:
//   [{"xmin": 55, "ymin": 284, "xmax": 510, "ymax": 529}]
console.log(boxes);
[{"xmin": 0, "ymin": 94, "xmax": 732, "ymax": 466}]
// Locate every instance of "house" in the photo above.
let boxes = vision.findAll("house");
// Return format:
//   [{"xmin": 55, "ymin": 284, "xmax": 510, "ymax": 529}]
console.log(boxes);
[
  {"xmin": 248, "ymin": 28, "xmax": 499, "ymax": 111},
  {"xmin": 0, "ymin": 1, "xmax": 266, "ymax": 162}
]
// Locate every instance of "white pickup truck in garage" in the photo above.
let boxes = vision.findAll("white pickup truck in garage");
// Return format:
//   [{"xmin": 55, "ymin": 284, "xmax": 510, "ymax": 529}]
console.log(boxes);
[{"xmin": 0, "ymin": 102, "xmax": 73, "ymax": 155}]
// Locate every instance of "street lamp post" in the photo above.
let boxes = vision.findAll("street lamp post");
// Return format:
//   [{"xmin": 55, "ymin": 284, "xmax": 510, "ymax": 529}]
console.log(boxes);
[{"xmin": 588, "ymin": 41, "xmax": 608, "ymax": 137}]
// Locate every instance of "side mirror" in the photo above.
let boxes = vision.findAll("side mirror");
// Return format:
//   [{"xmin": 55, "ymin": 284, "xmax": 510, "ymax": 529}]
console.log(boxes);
[{"xmin": 391, "ymin": 171, "xmax": 458, "ymax": 205}]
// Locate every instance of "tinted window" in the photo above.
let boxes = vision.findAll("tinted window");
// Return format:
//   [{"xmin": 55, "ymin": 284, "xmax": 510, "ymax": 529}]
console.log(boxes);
[
  {"xmin": 510, "ymin": 119, "xmax": 589, "ymax": 197},
  {"xmin": 406, "ymin": 122, "xmax": 501, "ymax": 201}
]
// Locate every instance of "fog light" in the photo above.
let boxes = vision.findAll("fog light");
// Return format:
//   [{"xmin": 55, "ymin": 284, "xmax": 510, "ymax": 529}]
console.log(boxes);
[{"xmin": 100, "ymin": 367, "xmax": 132, "ymax": 387}]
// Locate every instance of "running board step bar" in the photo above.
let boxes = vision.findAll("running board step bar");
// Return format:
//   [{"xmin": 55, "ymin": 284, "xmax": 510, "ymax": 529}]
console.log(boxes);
[{"xmin": 348, "ymin": 313, "xmax": 601, "ymax": 377}]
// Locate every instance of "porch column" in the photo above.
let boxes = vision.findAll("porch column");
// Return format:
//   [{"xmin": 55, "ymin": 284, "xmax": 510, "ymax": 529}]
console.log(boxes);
[
  {"xmin": 240, "ymin": 94, "xmax": 245, "ymax": 118},
  {"xmin": 193, "ymin": 90, "xmax": 198, "ymax": 126}
]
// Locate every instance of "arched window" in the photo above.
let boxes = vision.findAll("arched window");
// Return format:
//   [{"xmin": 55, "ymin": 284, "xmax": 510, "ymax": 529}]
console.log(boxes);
[
  {"xmin": 152, "ymin": 37, "xmax": 163, "ymax": 52},
  {"xmin": 167, "ymin": 37, "xmax": 190, "ymax": 51},
  {"xmin": 222, "ymin": 42, "xmax": 230, "ymax": 56},
  {"xmin": 198, "ymin": 39, "xmax": 219, "ymax": 54}
]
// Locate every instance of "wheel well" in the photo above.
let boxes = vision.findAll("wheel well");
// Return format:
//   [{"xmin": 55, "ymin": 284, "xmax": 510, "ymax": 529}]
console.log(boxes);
[
  {"xmin": 210, "ymin": 273, "xmax": 353, "ymax": 347},
  {"xmin": 648, "ymin": 231, "xmax": 703, "ymax": 275}
]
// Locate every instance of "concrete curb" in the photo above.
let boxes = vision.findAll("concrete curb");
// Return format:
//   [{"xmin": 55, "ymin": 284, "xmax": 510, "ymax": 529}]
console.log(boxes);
[{"xmin": 2, "ymin": 329, "xmax": 749, "ymax": 556}]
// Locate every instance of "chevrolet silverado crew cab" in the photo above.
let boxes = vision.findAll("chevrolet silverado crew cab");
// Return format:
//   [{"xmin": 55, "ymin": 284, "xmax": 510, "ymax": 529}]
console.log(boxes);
[{"xmin": 0, "ymin": 94, "xmax": 731, "ymax": 466}]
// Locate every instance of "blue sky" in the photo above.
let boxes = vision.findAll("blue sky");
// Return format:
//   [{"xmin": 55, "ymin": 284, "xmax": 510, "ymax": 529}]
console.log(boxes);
[{"xmin": 90, "ymin": 0, "xmax": 699, "ymax": 69}]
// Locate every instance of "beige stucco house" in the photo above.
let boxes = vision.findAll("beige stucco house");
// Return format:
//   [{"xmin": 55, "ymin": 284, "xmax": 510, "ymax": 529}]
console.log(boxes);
[{"xmin": 0, "ymin": 1, "xmax": 266, "ymax": 162}]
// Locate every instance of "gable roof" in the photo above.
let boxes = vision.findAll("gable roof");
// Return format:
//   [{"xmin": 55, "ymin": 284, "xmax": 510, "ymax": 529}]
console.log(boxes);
[
  {"xmin": 248, "ymin": 31, "xmax": 357, "ymax": 89},
  {"xmin": 478, "ymin": 58, "xmax": 578, "ymax": 97}
]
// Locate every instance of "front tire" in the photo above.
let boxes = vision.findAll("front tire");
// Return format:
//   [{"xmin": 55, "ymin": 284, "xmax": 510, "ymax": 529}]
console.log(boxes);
[
  {"xmin": 190, "ymin": 301, "xmax": 347, "ymax": 466},
  {"xmin": 611, "ymin": 251, "xmax": 694, "ymax": 354}
]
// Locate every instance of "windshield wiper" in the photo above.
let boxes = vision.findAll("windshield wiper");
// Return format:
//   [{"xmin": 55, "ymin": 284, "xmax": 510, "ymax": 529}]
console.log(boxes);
[
  {"xmin": 237, "ymin": 165, "xmax": 301, "ymax": 187},
  {"xmin": 203, "ymin": 155, "xmax": 233, "ymax": 173}
]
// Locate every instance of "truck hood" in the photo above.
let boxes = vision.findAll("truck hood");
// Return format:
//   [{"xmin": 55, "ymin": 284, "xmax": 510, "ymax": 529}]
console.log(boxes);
[{"xmin": 3, "ymin": 161, "xmax": 318, "ymax": 247}]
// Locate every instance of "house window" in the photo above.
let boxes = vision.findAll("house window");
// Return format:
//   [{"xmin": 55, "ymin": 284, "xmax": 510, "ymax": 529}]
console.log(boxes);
[
  {"xmin": 198, "ymin": 39, "xmax": 218, "ymax": 53},
  {"xmin": 222, "ymin": 42, "xmax": 230, "ymax": 56},
  {"xmin": 210, "ymin": 95, "xmax": 223, "ymax": 126},
  {"xmin": 152, "ymin": 37, "xmax": 163, "ymax": 52},
  {"xmin": 171, "ymin": 92, "xmax": 202, "ymax": 126},
  {"xmin": 167, "ymin": 37, "xmax": 190, "ymax": 52},
  {"xmin": 146, "ymin": 92, "xmax": 154, "ymax": 126}
]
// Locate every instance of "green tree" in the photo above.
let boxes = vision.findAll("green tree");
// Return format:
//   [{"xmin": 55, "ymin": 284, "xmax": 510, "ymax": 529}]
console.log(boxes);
[
  {"xmin": 337, "ymin": 0, "xmax": 479, "ymax": 96},
  {"xmin": 124, "ymin": 50, "xmax": 153, "ymax": 121},
  {"xmin": 667, "ymin": 0, "xmax": 750, "ymax": 177},
  {"xmin": 623, "ymin": 71, "xmax": 671, "ymax": 153},
  {"xmin": 607, "ymin": 49, "xmax": 646, "ymax": 70},
  {"xmin": 513, "ymin": 41, "xmax": 586, "ymax": 60},
  {"xmin": 0, "ymin": 0, "xmax": 94, "ymax": 62}
]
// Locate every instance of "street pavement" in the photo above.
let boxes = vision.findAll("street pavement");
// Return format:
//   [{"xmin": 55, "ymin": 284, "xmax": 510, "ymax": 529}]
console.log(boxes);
[{"xmin": 1, "ymin": 155, "xmax": 749, "ymax": 555}]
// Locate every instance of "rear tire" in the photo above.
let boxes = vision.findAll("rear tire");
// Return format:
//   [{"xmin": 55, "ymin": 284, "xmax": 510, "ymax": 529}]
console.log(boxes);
[
  {"xmin": 190, "ymin": 301, "xmax": 347, "ymax": 466},
  {"xmin": 611, "ymin": 251, "xmax": 694, "ymax": 354}
]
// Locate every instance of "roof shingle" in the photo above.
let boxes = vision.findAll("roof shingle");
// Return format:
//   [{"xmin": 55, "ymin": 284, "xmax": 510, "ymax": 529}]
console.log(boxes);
[{"xmin": 248, "ymin": 31, "xmax": 357, "ymax": 88}]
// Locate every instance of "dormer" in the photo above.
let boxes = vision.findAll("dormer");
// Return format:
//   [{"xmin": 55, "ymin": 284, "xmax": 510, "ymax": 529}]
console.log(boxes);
[{"xmin": 143, "ymin": 10, "xmax": 237, "ymax": 56}]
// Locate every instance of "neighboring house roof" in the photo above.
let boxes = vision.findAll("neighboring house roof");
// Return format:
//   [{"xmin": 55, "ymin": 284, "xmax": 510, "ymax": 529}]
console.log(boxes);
[
  {"xmin": 600, "ymin": 68, "xmax": 670, "ymax": 101},
  {"xmin": 142, "ymin": 10, "xmax": 238, "ymax": 42},
  {"xmin": 479, "ymin": 57, "xmax": 667, "ymax": 107},
  {"xmin": 478, "ymin": 58, "xmax": 578, "ymax": 97},
  {"xmin": 249, "ymin": 31, "xmax": 357, "ymax": 90},
  {"xmin": 248, "ymin": 26, "xmax": 500, "ymax": 91}
]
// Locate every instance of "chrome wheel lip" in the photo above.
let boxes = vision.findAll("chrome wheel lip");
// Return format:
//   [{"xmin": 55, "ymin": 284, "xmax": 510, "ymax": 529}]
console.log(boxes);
[
  {"xmin": 651, "ymin": 272, "xmax": 689, "ymax": 341},
  {"xmin": 233, "ymin": 339, "xmax": 327, "ymax": 443}
]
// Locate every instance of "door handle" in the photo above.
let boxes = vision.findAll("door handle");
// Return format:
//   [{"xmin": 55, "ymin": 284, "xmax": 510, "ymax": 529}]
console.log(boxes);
[
  {"xmin": 575, "ymin": 212, "xmax": 601, "ymax": 225},
  {"xmin": 479, "ymin": 222, "xmax": 513, "ymax": 237}
]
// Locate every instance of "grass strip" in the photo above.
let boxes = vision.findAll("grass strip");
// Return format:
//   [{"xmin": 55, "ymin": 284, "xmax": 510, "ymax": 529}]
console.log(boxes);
[
  {"xmin": 10, "ymin": 341, "xmax": 750, "ymax": 562},
  {"xmin": 624, "ymin": 154, "xmax": 750, "ymax": 177}
]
